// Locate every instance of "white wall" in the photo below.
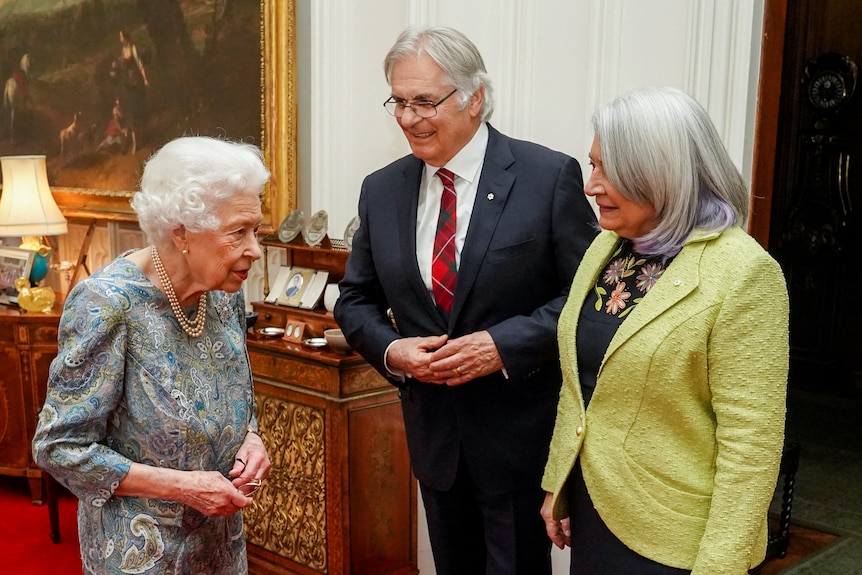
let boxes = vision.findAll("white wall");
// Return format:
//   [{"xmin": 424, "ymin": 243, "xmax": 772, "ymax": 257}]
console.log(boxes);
[
  {"xmin": 300, "ymin": 0, "xmax": 765, "ymax": 236},
  {"xmin": 295, "ymin": 1, "xmax": 765, "ymax": 573}
]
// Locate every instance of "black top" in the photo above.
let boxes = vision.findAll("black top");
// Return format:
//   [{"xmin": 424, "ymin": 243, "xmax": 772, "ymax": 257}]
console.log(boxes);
[
  {"xmin": 576, "ymin": 239, "xmax": 673, "ymax": 405},
  {"xmin": 569, "ymin": 239, "xmax": 688, "ymax": 574}
]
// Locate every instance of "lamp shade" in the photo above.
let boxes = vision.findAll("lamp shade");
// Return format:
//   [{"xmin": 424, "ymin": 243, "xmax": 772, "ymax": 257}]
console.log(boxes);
[{"xmin": 0, "ymin": 155, "xmax": 68, "ymax": 237}]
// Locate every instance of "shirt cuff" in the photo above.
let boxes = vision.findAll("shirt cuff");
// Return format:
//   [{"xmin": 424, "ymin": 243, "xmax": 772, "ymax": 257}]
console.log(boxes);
[{"xmin": 384, "ymin": 340, "xmax": 408, "ymax": 382}]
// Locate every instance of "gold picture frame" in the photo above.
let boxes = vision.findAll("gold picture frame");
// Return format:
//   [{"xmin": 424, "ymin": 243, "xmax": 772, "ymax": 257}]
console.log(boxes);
[{"xmin": 49, "ymin": 0, "xmax": 297, "ymax": 228}]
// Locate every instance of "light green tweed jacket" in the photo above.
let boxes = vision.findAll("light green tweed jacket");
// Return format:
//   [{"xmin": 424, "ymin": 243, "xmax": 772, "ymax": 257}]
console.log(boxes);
[{"xmin": 542, "ymin": 226, "xmax": 789, "ymax": 574}]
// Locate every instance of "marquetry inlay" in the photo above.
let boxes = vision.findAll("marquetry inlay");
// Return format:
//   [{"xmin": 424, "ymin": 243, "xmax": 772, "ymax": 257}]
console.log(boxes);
[
  {"xmin": 243, "ymin": 395, "xmax": 327, "ymax": 571},
  {"xmin": 340, "ymin": 367, "xmax": 387, "ymax": 395},
  {"xmin": 249, "ymin": 352, "xmax": 333, "ymax": 393}
]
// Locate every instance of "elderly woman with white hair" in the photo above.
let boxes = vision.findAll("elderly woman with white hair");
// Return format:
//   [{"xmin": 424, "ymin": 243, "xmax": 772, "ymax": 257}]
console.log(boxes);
[
  {"xmin": 33, "ymin": 136, "xmax": 272, "ymax": 575},
  {"xmin": 540, "ymin": 87, "xmax": 789, "ymax": 574}
]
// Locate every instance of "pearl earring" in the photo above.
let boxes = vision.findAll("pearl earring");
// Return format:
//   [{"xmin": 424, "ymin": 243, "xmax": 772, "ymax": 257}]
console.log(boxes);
[{"xmin": 182, "ymin": 249, "xmax": 188, "ymax": 254}]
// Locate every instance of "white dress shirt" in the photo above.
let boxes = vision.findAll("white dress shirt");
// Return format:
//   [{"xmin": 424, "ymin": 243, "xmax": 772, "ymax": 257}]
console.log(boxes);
[
  {"xmin": 384, "ymin": 123, "xmax": 489, "ymax": 379},
  {"xmin": 416, "ymin": 122, "xmax": 489, "ymax": 293}
]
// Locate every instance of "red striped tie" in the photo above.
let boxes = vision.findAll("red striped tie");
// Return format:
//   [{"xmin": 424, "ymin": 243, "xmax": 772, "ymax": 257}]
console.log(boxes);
[{"xmin": 433, "ymin": 168, "xmax": 458, "ymax": 314}]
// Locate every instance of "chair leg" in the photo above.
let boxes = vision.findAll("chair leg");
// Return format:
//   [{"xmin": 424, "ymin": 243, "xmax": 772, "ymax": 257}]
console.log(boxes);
[
  {"xmin": 44, "ymin": 472, "xmax": 61, "ymax": 544},
  {"xmin": 772, "ymin": 442, "xmax": 801, "ymax": 558}
]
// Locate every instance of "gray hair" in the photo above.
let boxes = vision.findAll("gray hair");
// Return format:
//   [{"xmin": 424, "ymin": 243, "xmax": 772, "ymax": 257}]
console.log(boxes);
[
  {"xmin": 384, "ymin": 26, "xmax": 495, "ymax": 122},
  {"xmin": 592, "ymin": 86, "xmax": 748, "ymax": 256},
  {"xmin": 131, "ymin": 136, "xmax": 270, "ymax": 246}
]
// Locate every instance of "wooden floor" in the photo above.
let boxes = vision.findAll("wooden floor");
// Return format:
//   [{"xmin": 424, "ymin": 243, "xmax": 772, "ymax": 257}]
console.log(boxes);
[{"xmin": 756, "ymin": 522, "xmax": 839, "ymax": 574}]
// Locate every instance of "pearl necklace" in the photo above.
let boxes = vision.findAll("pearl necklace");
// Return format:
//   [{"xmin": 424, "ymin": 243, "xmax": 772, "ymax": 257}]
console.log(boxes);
[{"xmin": 150, "ymin": 245, "xmax": 207, "ymax": 338}]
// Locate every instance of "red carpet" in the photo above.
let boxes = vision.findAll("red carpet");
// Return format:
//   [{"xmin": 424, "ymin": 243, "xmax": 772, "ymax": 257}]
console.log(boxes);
[
  {"xmin": 0, "ymin": 474, "xmax": 837, "ymax": 574},
  {"xmin": 0, "ymin": 475, "xmax": 82, "ymax": 574}
]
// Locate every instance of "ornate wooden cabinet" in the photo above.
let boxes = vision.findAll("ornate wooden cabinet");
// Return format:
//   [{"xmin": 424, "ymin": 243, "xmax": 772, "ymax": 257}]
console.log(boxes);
[
  {"xmin": 0, "ymin": 303, "xmax": 62, "ymax": 505},
  {"xmin": 244, "ymin": 304, "xmax": 418, "ymax": 575}
]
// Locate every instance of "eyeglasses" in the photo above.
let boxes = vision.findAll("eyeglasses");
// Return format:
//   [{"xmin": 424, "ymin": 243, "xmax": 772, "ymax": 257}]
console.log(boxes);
[
  {"xmin": 383, "ymin": 89, "xmax": 458, "ymax": 118},
  {"xmin": 231, "ymin": 457, "xmax": 263, "ymax": 496},
  {"xmin": 236, "ymin": 477, "xmax": 263, "ymax": 496}
]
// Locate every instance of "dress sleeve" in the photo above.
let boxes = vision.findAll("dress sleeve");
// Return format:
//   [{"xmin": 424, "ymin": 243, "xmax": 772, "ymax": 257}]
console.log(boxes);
[{"xmin": 32, "ymin": 279, "xmax": 133, "ymax": 507}]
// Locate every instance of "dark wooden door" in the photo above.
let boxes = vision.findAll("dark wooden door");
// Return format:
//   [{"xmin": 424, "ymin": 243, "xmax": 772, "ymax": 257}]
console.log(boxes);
[{"xmin": 751, "ymin": 0, "xmax": 862, "ymax": 396}]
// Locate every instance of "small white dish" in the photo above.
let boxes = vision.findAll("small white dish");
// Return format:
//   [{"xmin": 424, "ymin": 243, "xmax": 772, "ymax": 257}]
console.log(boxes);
[
  {"xmin": 324, "ymin": 328, "xmax": 351, "ymax": 352},
  {"xmin": 343, "ymin": 216, "xmax": 360, "ymax": 250},
  {"xmin": 278, "ymin": 209, "xmax": 304, "ymax": 243},
  {"xmin": 303, "ymin": 337, "xmax": 327, "ymax": 348},
  {"xmin": 257, "ymin": 327, "xmax": 285, "ymax": 337},
  {"xmin": 303, "ymin": 210, "xmax": 329, "ymax": 247}
]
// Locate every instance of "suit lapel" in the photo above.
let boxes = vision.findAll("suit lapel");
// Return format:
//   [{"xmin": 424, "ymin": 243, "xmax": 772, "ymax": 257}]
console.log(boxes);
[
  {"xmin": 396, "ymin": 158, "xmax": 443, "ymax": 322},
  {"xmin": 560, "ymin": 233, "xmax": 619, "ymax": 378},
  {"xmin": 449, "ymin": 127, "xmax": 515, "ymax": 326},
  {"xmin": 600, "ymin": 239, "xmax": 705, "ymax": 371},
  {"xmin": 569, "ymin": 232, "xmax": 620, "ymax": 328}
]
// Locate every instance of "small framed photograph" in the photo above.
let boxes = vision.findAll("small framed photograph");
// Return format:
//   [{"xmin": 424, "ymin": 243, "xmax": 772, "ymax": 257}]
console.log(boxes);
[{"xmin": 0, "ymin": 247, "xmax": 34, "ymax": 305}]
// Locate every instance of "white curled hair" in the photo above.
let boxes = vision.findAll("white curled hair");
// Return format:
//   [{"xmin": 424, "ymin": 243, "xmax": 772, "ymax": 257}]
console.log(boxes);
[{"xmin": 131, "ymin": 136, "xmax": 270, "ymax": 246}]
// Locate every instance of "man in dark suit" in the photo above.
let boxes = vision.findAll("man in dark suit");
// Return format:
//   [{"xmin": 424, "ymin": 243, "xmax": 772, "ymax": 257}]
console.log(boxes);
[{"xmin": 334, "ymin": 26, "xmax": 596, "ymax": 575}]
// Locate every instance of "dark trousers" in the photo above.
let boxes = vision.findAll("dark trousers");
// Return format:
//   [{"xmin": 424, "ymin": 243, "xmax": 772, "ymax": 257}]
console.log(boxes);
[{"xmin": 419, "ymin": 453, "xmax": 551, "ymax": 575}]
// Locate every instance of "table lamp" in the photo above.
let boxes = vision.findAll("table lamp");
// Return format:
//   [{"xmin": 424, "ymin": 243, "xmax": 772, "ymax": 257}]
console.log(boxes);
[{"xmin": 0, "ymin": 155, "xmax": 68, "ymax": 310}]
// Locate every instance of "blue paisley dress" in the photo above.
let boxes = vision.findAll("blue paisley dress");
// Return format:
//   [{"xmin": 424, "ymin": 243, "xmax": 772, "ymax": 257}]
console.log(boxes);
[{"xmin": 33, "ymin": 251, "xmax": 257, "ymax": 575}]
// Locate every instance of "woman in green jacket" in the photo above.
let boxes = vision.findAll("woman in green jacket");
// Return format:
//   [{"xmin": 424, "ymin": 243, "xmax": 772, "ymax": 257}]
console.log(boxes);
[{"xmin": 541, "ymin": 87, "xmax": 789, "ymax": 575}]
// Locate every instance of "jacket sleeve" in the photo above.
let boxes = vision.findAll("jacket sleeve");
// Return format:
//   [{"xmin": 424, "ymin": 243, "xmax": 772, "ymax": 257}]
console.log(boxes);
[
  {"xmin": 693, "ymin": 250, "xmax": 789, "ymax": 574},
  {"xmin": 334, "ymin": 177, "xmax": 403, "ymax": 380}
]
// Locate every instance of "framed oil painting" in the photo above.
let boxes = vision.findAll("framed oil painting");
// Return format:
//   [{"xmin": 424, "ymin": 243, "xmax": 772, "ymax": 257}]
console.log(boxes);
[{"xmin": 0, "ymin": 0, "xmax": 296, "ymax": 226}]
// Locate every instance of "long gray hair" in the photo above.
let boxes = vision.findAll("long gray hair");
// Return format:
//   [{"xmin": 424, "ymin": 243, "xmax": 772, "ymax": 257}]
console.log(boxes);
[
  {"xmin": 384, "ymin": 26, "xmax": 495, "ymax": 122},
  {"xmin": 593, "ymin": 87, "xmax": 748, "ymax": 256}
]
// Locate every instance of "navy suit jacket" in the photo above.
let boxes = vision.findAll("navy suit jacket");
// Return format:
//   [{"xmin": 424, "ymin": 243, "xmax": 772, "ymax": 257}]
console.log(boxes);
[{"xmin": 335, "ymin": 124, "xmax": 597, "ymax": 493}]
